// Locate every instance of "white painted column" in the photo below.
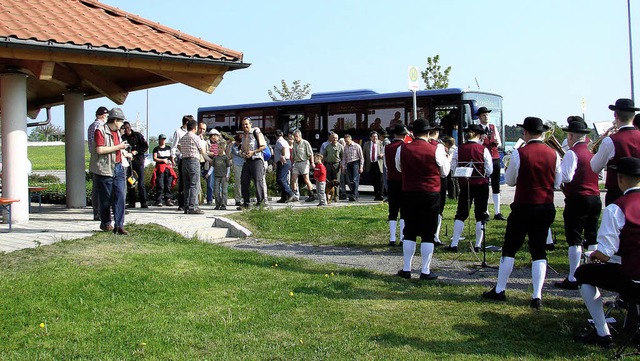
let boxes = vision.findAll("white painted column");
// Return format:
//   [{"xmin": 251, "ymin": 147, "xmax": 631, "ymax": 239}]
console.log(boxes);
[
  {"xmin": 64, "ymin": 91, "xmax": 86, "ymax": 208},
  {"xmin": 1, "ymin": 72, "xmax": 29, "ymax": 223}
]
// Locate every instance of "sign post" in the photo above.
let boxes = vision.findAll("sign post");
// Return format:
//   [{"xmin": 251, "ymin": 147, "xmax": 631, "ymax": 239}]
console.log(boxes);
[{"xmin": 408, "ymin": 66, "xmax": 420, "ymax": 121}]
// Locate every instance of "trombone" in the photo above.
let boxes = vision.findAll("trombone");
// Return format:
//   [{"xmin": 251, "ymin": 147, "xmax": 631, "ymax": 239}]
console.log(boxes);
[{"xmin": 588, "ymin": 125, "xmax": 617, "ymax": 153}]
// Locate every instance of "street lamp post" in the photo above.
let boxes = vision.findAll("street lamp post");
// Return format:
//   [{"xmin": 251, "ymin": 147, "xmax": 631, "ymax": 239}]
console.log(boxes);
[{"xmin": 628, "ymin": 0, "xmax": 635, "ymax": 102}]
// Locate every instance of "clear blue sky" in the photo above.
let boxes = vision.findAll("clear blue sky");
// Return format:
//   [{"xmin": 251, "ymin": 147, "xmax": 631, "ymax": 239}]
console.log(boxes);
[{"xmin": 44, "ymin": 0, "xmax": 638, "ymax": 138}]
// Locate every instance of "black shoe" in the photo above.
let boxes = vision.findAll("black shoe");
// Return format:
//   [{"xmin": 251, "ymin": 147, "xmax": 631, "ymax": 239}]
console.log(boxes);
[
  {"xmin": 482, "ymin": 287, "xmax": 506, "ymax": 301},
  {"xmin": 276, "ymin": 198, "xmax": 287, "ymax": 203},
  {"xmin": 236, "ymin": 204, "xmax": 249, "ymax": 211},
  {"xmin": 235, "ymin": 201, "xmax": 242, "ymax": 206},
  {"xmin": 220, "ymin": 205, "xmax": 227, "ymax": 210},
  {"xmin": 93, "ymin": 215, "xmax": 101, "ymax": 221},
  {"xmin": 546, "ymin": 242, "xmax": 556, "ymax": 251},
  {"xmin": 305, "ymin": 196, "xmax": 316, "ymax": 202},
  {"xmin": 214, "ymin": 205, "xmax": 221, "ymax": 210},
  {"xmin": 374, "ymin": 197, "xmax": 384, "ymax": 201},
  {"xmin": 126, "ymin": 204, "xmax": 135, "ymax": 209},
  {"xmin": 474, "ymin": 247, "xmax": 481, "ymax": 253},
  {"xmin": 574, "ymin": 329, "xmax": 614, "ymax": 348},
  {"xmin": 339, "ymin": 195, "xmax": 347, "ymax": 200},
  {"xmin": 433, "ymin": 240, "xmax": 444, "ymax": 247},
  {"xmin": 178, "ymin": 207, "xmax": 184, "ymax": 212},
  {"xmin": 554, "ymin": 278, "xmax": 579, "ymax": 290},
  {"xmin": 397, "ymin": 270, "xmax": 411, "ymax": 279},
  {"xmin": 419, "ymin": 273, "xmax": 438, "ymax": 280},
  {"xmin": 348, "ymin": 197, "xmax": 356, "ymax": 202},
  {"xmin": 530, "ymin": 298, "xmax": 542, "ymax": 309},
  {"xmin": 388, "ymin": 241, "xmax": 397, "ymax": 247},
  {"xmin": 140, "ymin": 203, "xmax": 148, "ymax": 209},
  {"xmin": 187, "ymin": 209, "xmax": 204, "ymax": 215},
  {"xmin": 443, "ymin": 246, "xmax": 458, "ymax": 253},
  {"xmin": 494, "ymin": 213, "xmax": 507, "ymax": 221}
]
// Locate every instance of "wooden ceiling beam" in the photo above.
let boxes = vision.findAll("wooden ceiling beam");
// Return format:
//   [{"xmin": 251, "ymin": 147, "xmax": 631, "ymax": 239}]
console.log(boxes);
[
  {"xmin": 149, "ymin": 68, "xmax": 227, "ymax": 93},
  {"xmin": 0, "ymin": 48, "xmax": 238, "ymax": 75},
  {"xmin": 67, "ymin": 64, "xmax": 128, "ymax": 104}
]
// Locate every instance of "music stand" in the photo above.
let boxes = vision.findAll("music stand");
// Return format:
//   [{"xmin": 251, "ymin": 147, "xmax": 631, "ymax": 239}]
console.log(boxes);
[{"xmin": 452, "ymin": 161, "xmax": 498, "ymax": 275}]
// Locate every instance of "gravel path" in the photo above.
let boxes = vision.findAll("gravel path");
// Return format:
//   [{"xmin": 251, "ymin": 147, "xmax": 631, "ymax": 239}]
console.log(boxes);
[{"xmin": 223, "ymin": 238, "xmax": 583, "ymax": 300}]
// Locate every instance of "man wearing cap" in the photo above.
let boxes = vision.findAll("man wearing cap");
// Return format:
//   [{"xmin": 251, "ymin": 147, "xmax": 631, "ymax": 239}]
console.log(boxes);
[
  {"xmin": 121, "ymin": 121, "xmax": 149, "ymax": 209},
  {"xmin": 591, "ymin": 98, "xmax": 640, "ymax": 205},
  {"xmin": 384, "ymin": 124, "xmax": 408, "ymax": 246},
  {"xmin": 90, "ymin": 107, "xmax": 130, "ymax": 235},
  {"xmin": 88, "ymin": 106, "xmax": 109, "ymax": 221},
  {"xmin": 151, "ymin": 133, "xmax": 176, "ymax": 207},
  {"xmin": 554, "ymin": 120, "xmax": 601, "ymax": 290},
  {"xmin": 394, "ymin": 118, "xmax": 450, "ymax": 280},
  {"xmin": 444, "ymin": 124, "xmax": 493, "ymax": 253},
  {"xmin": 482, "ymin": 117, "xmax": 561, "ymax": 309},
  {"xmin": 364, "ymin": 131, "xmax": 385, "ymax": 201},
  {"xmin": 477, "ymin": 107, "xmax": 506, "ymax": 220},
  {"xmin": 573, "ymin": 157, "xmax": 640, "ymax": 348}
]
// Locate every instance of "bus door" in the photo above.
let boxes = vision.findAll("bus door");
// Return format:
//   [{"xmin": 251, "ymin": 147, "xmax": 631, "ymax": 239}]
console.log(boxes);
[{"xmin": 432, "ymin": 100, "xmax": 476, "ymax": 146}]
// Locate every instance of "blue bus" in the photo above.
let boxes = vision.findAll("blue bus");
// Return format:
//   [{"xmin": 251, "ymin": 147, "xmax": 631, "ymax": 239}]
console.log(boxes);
[{"xmin": 198, "ymin": 88, "xmax": 503, "ymax": 150}]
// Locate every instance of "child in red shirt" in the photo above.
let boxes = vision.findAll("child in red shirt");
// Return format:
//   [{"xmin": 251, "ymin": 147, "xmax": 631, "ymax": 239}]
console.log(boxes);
[{"xmin": 313, "ymin": 153, "xmax": 327, "ymax": 206}]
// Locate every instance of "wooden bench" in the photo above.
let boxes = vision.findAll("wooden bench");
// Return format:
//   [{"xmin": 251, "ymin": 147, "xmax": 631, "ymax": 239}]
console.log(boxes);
[
  {"xmin": 28, "ymin": 186, "xmax": 47, "ymax": 213},
  {"xmin": 0, "ymin": 197, "xmax": 20, "ymax": 232}
]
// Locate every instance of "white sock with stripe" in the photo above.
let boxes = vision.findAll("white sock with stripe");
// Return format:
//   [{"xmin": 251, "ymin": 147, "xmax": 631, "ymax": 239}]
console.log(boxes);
[
  {"xmin": 402, "ymin": 240, "xmax": 416, "ymax": 272},
  {"xmin": 421, "ymin": 242, "xmax": 435, "ymax": 274},
  {"xmin": 389, "ymin": 220, "xmax": 397, "ymax": 243},
  {"xmin": 496, "ymin": 256, "xmax": 514, "ymax": 293}
]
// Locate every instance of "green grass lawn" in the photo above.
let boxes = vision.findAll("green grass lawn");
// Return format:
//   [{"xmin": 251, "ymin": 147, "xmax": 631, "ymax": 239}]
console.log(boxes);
[
  {"xmin": 0, "ymin": 218, "xmax": 611, "ymax": 360},
  {"xmin": 28, "ymin": 144, "xmax": 90, "ymax": 170}
]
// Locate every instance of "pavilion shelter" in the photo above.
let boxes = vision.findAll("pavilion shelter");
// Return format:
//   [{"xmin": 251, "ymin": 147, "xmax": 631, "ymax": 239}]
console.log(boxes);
[{"xmin": 0, "ymin": 0, "xmax": 249, "ymax": 225}]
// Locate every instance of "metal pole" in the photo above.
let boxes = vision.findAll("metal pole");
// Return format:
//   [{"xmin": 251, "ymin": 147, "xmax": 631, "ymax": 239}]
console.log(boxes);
[
  {"xmin": 628, "ymin": 0, "xmax": 635, "ymax": 102},
  {"xmin": 146, "ymin": 89, "xmax": 149, "ymax": 142},
  {"xmin": 412, "ymin": 90, "xmax": 417, "ymax": 121}
]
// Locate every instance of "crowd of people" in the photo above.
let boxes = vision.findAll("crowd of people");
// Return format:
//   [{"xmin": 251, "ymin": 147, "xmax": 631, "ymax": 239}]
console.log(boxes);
[{"xmin": 88, "ymin": 99, "xmax": 640, "ymax": 348}]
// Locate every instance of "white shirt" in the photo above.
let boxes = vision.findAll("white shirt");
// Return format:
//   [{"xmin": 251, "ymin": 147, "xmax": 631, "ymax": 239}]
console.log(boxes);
[
  {"xmin": 275, "ymin": 136, "xmax": 290, "ymax": 163},
  {"xmin": 505, "ymin": 139, "xmax": 562, "ymax": 189},
  {"xmin": 451, "ymin": 139, "xmax": 493, "ymax": 178},
  {"xmin": 170, "ymin": 126, "xmax": 187, "ymax": 158},
  {"xmin": 560, "ymin": 141, "xmax": 584, "ymax": 183},
  {"xmin": 596, "ymin": 187, "xmax": 640, "ymax": 258},
  {"xmin": 394, "ymin": 139, "xmax": 451, "ymax": 177},
  {"xmin": 590, "ymin": 125, "xmax": 636, "ymax": 174}
]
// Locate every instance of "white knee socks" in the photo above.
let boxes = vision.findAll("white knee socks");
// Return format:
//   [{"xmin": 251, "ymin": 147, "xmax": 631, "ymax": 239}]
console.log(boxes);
[
  {"xmin": 531, "ymin": 259, "xmax": 547, "ymax": 299},
  {"xmin": 399, "ymin": 219, "xmax": 405, "ymax": 242},
  {"xmin": 389, "ymin": 220, "xmax": 397, "ymax": 243},
  {"xmin": 434, "ymin": 214, "xmax": 442, "ymax": 243},
  {"xmin": 450, "ymin": 220, "xmax": 464, "ymax": 247},
  {"xmin": 568, "ymin": 245, "xmax": 582, "ymax": 282},
  {"xmin": 421, "ymin": 242, "xmax": 435, "ymax": 274},
  {"xmin": 496, "ymin": 256, "xmax": 515, "ymax": 293},
  {"xmin": 475, "ymin": 221, "xmax": 483, "ymax": 248},
  {"xmin": 493, "ymin": 193, "xmax": 501, "ymax": 215},
  {"xmin": 580, "ymin": 284, "xmax": 611, "ymax": 337},
  {"xmin": 546, "ymin": 228, "xmax": 554, "ymax": 245},
  {"xmin": 402, "ymin": 240, "xmax": 416, "ymax": 272}
]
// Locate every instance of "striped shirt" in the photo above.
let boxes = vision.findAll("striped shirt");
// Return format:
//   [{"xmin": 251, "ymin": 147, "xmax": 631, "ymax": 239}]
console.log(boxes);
[{"xmin": 341, "ymin": 142, "xmax": 364, "ymax": 168}]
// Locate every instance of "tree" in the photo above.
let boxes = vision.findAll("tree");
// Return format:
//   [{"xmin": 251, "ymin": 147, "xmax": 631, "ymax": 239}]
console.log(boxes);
[
  {"xmin": 28, "ymin": 123, "xmax": 64, "ymax": 142},
  {"xmin": 268, "ymin": 79, "xmax": 311, "ymax": 101},
  {"xmin": 421, "ymin": 55, "xmax": 452, "ymax": 90}
]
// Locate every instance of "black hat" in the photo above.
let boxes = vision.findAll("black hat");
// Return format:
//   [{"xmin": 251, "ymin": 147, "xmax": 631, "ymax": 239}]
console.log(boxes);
[
  {"xmin": 391, "ymin": 124, "xmax": 408, "ymax": 136},
  {"xmin": 475, "ymin": 107, "xmax": 492, "ymax": 116},
  {"xmin": 608, "ymin": 157, "xmax": 640, "ymax": 176},
  {"xmin": 517, "ymin": 117, "xmax": 550, "ymax": 132},
  {"xmin": 158, "ymin": 133, "xmax": 167, "ymax": 139},
  {"xmin": 95, "ymin": 106, "xmax": 109, "ymax": 116},
  {"xmin": 464, "ymin": 124, "xmax": 486, "ymax": 135},
  {"xmin": 428, "ymin": 119, "xmax": 444, "ymax": 131},
  {"xmin": 561, "ymin": 121, "xmax": 591, "ymax": 134},
  {"xmin": 566, "ymin": 115, "xmax": 584, "ymax": 124},
  {"xmin": 411, "ymin": 118, "xmax": 432, "ymax": 134},
  {"xmin": 608, "ymin": 98, "xmax": 640, "ymax": 112}
]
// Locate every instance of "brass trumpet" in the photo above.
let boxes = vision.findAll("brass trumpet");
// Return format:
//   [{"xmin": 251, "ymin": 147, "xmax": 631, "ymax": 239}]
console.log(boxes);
[
  {"xmin": 588, "ymin": 125, "xmax": 617, "ymax": 153},
  {"xmin": 545, "ymin": 132, "xmax": 565, "ymax": 157}
]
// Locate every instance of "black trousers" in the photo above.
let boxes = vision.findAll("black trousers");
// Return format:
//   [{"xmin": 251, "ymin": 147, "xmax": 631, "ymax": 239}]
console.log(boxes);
[
  {"xmin": 127, "ymin": 157, "xmax": 147, "ymax": 205},
  {"xmin": 563, "ymin": 195, "xmax": 601, "ymax": 247},
  {"xmin": 455, "ymin": 182, "xmax": 490, "ymax": 222},
  {"xmin": 387, "ymin": 180, "xmax": 403, "ymax": 221},
  {"xmin": 402, "ymin": 191, "xmax": 440, "ymax": 242},
  {"xmin": 576, "ymin": 263, "xmax": 640, "ymax": 299},
  {"xmin": 502, "ymin": 203, "xmax": 555, "ymax": 261},
  {"xmin": 490, "ymin": 158, "xmax": 501, "ymax": 194},
  {"xmin": 369, "ymin": 166, "xmax": 384, "ymax": 198},
  {"xmin": 155, "ymin": 168, "xmax": 174, "ymax": 203}
]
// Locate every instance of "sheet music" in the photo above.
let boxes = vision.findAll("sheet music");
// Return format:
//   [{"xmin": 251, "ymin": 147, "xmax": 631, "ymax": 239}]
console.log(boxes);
[{"xmin": 453, "ymin": 167, "xmax": 473, "ymax": 178}]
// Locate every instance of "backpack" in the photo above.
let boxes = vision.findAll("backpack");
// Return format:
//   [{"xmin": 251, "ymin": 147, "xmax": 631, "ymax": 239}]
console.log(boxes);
[{"xmin": 253, "ymin": 129, "xmax": 272, "ymax": 161}]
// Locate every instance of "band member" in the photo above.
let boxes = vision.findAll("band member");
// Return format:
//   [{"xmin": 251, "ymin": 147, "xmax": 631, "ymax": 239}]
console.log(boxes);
[
  {"xmin": 444, "ymin": 124, "xmax": 493, "ymax": 253},
  {"xmin": 477, "ymin": 107, "xmax": 505, "ymax": 220},
  {"xmin": 574, "ymin": 157, "xmax": 640, "ymax": 348},
  {"xmin": 427, "ymin": 122, "xmax": 447, "ymax": 246},
  {"xmin": 395, "ymin": 118, "xmax": 450, "ymax": 280},
  {"xmin": 384, "ymin": 124, "xmax": 409, "ymax": 246},
  {"xmin": 482, "ymin": 117, "xmax": 561, "ymax": 309},
  {"xmin": 591, "ymin": 98, "xmax": 640, "ymax": 205},
  {"xmin": 554, "ymin": 120, "xmax": 601, "ymax": 290}
]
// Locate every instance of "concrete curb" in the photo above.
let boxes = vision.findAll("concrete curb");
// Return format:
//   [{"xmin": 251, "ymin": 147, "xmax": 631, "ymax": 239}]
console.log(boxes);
[{"xmin": 213, "ymin": 216, "xmax": 252, "ymax": 238}]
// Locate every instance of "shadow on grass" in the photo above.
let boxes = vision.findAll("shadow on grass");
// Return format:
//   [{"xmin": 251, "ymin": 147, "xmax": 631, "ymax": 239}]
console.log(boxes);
[{"xmin": 371, "ymin": 310, "xmax": 606, "ymax": 359}]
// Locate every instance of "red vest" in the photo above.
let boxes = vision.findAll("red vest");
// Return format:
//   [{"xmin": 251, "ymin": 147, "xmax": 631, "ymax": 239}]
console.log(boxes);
[
  {"xmin": 457, "ymin": 142, "xmax": 488, "ymax": 186},
  {"xmin": 482, "ymin": 124, "xmax": 500, "ymax": 159},
  {"xmin": 614, "ymin": 189, "xmax": 640, "ymax": 280},
  {"xmin": 385, "ymin": 139, "xmax": 404, "ymax": 181},
  {"xmin": 400, "ymin": 139, "xmax": 440, "ymax": 192},
  {"xmin": 605, "ymin": 127, "xmax": 640, "ymax": 191},
  {"xmin": 514, "ymin": 141, "xmax": 557, "ymax": 204},
  {"xmin": 563, "ymin": 142, "xmax": 600, "ymax": 197}
]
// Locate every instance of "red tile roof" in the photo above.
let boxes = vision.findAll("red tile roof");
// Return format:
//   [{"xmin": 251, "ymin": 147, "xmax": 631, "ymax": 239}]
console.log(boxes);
[{"xmin": 0, "ymin": 0, "xmax": 243, "ymax": 62}]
